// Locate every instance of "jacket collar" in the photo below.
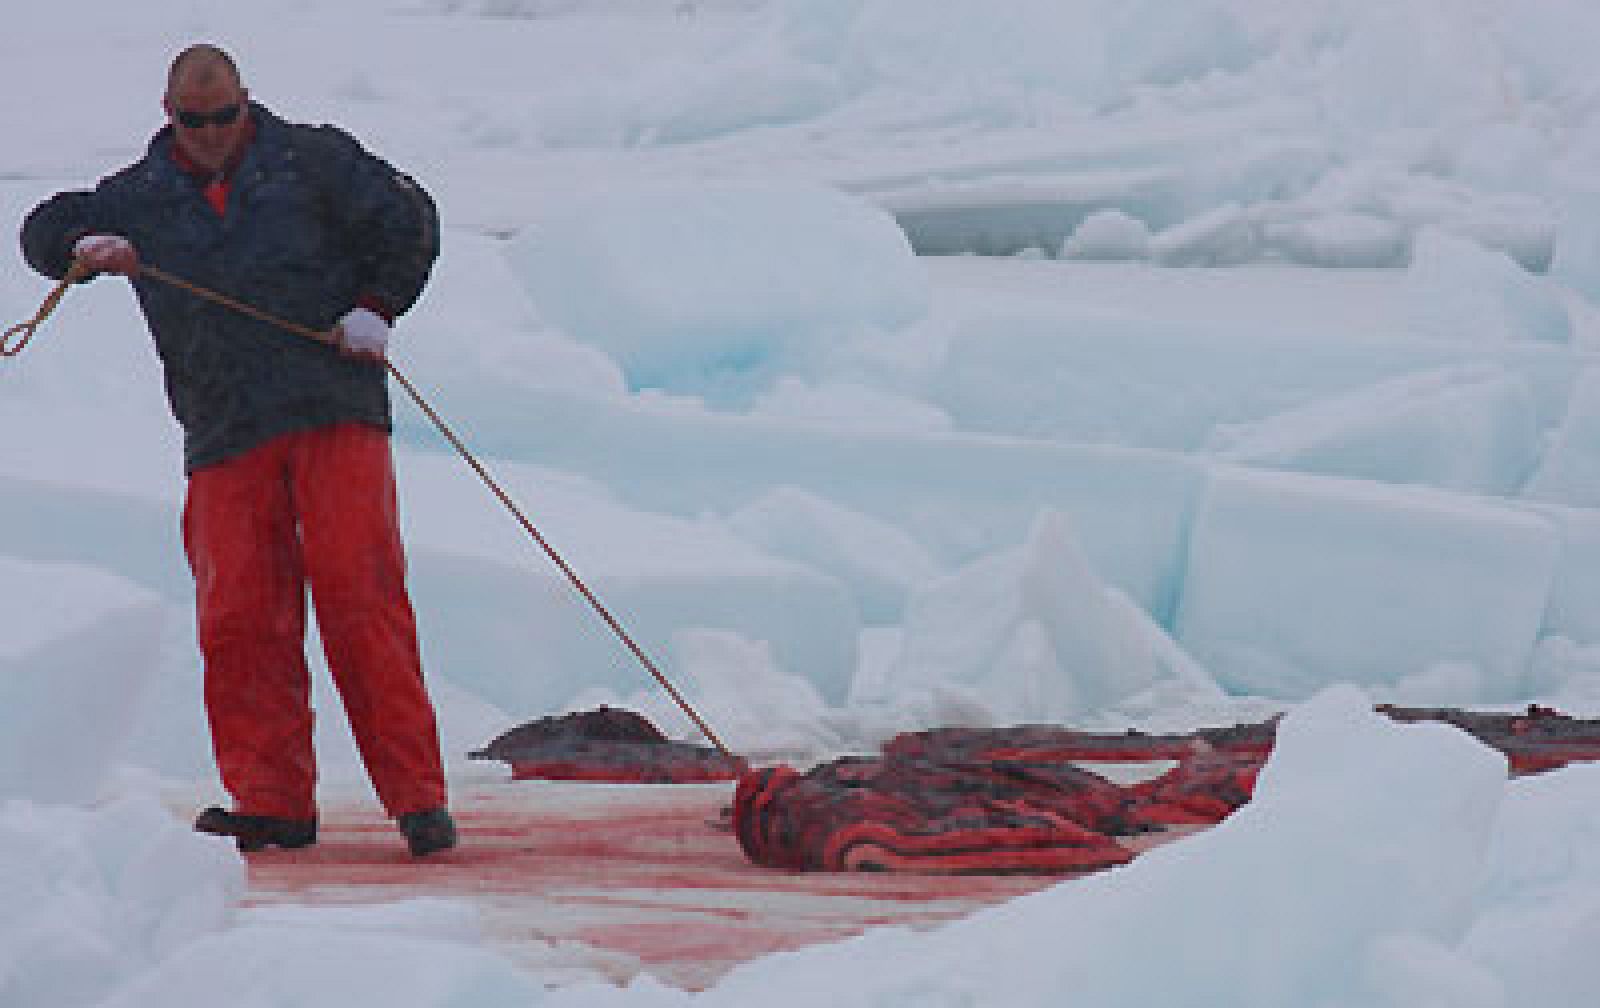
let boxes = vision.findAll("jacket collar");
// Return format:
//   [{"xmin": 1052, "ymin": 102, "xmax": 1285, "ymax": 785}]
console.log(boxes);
[{"xmin": 152, "ymin": 101, "xmax": 275, "ymax": 183}]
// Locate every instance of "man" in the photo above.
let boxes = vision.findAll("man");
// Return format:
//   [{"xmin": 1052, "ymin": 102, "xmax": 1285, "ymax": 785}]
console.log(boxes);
[{"xmin": 20, "ymin": 45, "xmax": 457, "ymax": 857}]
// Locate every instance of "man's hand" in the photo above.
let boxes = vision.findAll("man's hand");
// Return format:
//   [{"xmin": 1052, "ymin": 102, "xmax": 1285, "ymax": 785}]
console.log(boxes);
[
  {"xmin": 72, "ymin": 234, "xmax": 140, "ymax": 276},
  {"xmin": 335, "ymin": 307, "xmax": 389, "ymax": 360}
]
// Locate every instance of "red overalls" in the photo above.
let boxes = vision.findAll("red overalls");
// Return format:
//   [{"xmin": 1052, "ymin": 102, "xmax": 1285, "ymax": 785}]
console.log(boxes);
[{"xmin": 185, "ymin": 423, "xmax": 447, "ymax": 821}]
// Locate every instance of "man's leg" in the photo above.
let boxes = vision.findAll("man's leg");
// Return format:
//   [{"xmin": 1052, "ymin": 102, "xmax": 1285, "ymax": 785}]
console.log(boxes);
[
  {"xmin": 184, "ymin": 435, "xmax": 318, "ymax": 822},
  {"xmin": 290, "ymin": 422, "xmax": 449, "ymax": 823}
]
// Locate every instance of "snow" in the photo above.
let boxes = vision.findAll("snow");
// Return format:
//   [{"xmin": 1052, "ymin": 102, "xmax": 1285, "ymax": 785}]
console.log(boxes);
[
  {"xmin": 96, "ymin": 927, "xmax": 543, "ymax": 1008},
  {"xmin": 7, "ymin": 0, "xmax": 1600, "ymax": 1003},
  {"xmin": 0, "ymin": 795, "xmax": 244, "ymax": 1008}
]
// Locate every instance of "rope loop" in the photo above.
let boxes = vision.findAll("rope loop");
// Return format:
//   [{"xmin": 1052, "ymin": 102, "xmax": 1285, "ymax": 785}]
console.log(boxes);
[{"xmin": 3, "ymin": 260, "xmax": 91, "ymax": 356}]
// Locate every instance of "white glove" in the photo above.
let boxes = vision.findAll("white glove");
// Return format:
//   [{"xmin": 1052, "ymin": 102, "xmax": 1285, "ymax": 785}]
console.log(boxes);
[
  {"xmin": 72, "ymin": 234, "xmax": 139, "ymax": 275},
  {"xmin": 336, "ymin": 307, "xmax": 390, "ymax": 358}
]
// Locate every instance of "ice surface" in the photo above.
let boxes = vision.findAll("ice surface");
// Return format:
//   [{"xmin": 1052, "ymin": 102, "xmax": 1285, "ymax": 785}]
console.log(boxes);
[
  {"xmin": 95, "ymin": 928, "xmax": 544, "ymax": 1008},
  {"xmin": 1208, "ymin": 363, "xmax": 1542, "ymax": 496},
  {"xmin": 886, "ymin": 510, "xmax": 1165, "ymax": 727},
  {"xmin": 0, "ymin": 557, "xmax": 164, "ymax": 804},
  {"xmin": 1406, "ymin": 228, "xmax": 1571, "ymax": 345},
  {"xmin": 1533, "ymin": 504, "xmax": 1600, "ymax": 648},
  {"xmin": 0, "ymin": 794, "xmax": 244, "ymax": 1008},
  {"xmin": 1060, "ymin": 209, "xmax": 1152, "ymax": 261},
  {"xmin": 397, "ymin": 449, "xmax": 860, "ymax": 714},
  {"xmin": 1459, "ymin": 763, "xmax": 1600, "ymax": 1004},
  {"xmin": 925, "ymin": 285, "xmax": 1578, "ymax": 454},
  {"xmin": 656, "ymin": 627, "xmax": 841, "ymax": 759},
  {"xmin": 1176, "ymin": 466, "xmax": 1560, "ymax": 702},
  {"xmin": 396, "ymin": 391, "xmax": 1207, "ymax": 620},
  {"xmin": 400, "ymin": 227, "xmax": 627, "ymax": 405},
  {"xmin": 724, "ymin": 485, "xmax": 939, "ymax": 624},
  {"xmin": 507, "ymin": 180, "xmax": 928, "ymax": 405},
  {"xmin": 1525, "ymin": 367, "xmax": 1600, "ymax": 508}
]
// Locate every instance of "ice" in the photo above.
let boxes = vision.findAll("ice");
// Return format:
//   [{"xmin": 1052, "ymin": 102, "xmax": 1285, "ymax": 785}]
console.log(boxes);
[
  {"xmin": 239, "ymin": 899, "xmax": 488, "ymax": 943},
  {"xmin": 1151, "ymin": 202, "xmax": 1259, "ymax": 267},
  {"xmin": 923, "ymin": 283, "xmax": 1577, "ymax": 453},
  {"xmin": 1262, "ymin": 209, "xmax": 1410, "ymax": 269},
  {"xmin": 724, "ymin": 485, "xmax": 940, "ymax": 624},
  {"xmin": 1525, "ymin": 368, "xmax": 1600, "ymax": 508},
  {"xmin": 1059, "ymin": 209, "xmax": 1152, "ymax": 261},
  {"xmin": 506, "ymin": 180, "xmax": 928, "ymax": 405},
  {"xmin": 1532, "ymin": 504, "xmax": 1600, "ymax": 648},
  {"xmin": 1175, "ymin": 466, "xmax": 1560, "ymax": 702},
  {"xmin": 95, "ymin": 928, "xmax": 544, "ymax": 1008},
  {"xmin": 0, "ymin": 557, "xmax": 164, "ymax": 804},
  {"xmin": 0, "ymin": 793, "xmax": 244, "ymax": 1008},
  {"xmin": 750, "ymin": 375, "xmax": 952, "ymax": 433},
  {"xmin": 1360, "ymin": 932, "xmax": 1506, "ymax": 1008},
  {"xmin": 1406, "ymin": 228, "xmax": 1571, "ymax": 345},
  {"xmin": 403, "ymin": 390, "xmax": 1207, "ymax": 621},
  {"xmin": 1305, "ymin": 4, "xmax": 1513, "ymax": 139},
  {"xmin": 646, "ymin": 628, "xmax": 841, "ymax": 759},
  {"xmin": 396, "ymin": 449, "xmax": 860, "ymax": 714},
  {"xmin": 399, "ymin": 227, "xmax": 626, "ymax": 405},
  {"xmin": 886, "ymin": 510, "xmax": 1165, "ymax": 726},
  {"xmin": 1459, "ymin": 763, "xmax": 1600, "ymax": 1005},
  {"xmin": 1551, "ymin": 189, "xmax": 1600, "ymax": 304},
  {"xmin": 1208, "ymin": 363, "xmax": 1541, "ymax": 496}
]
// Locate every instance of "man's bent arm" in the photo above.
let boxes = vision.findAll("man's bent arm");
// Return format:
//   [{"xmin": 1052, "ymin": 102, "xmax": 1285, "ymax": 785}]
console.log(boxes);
[{"xmin": 21, "ymin": 190, "xmax": 110, "ymax": 282}]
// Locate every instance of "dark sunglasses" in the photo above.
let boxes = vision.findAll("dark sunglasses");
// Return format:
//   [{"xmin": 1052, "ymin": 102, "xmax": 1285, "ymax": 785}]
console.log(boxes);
[{"xmin": 174, "ymin": 103, "xmax": 242, "ymax": 130}]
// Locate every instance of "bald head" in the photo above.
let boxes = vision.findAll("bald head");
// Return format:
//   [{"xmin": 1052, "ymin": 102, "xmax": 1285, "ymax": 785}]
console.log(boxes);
[
  {"xmin": 166, "ymin": 44, "xmax": 241, "ymax": 96},
  {"xmin": 163, "ymin": 44, "xmax": 251, "ymax": 175}
]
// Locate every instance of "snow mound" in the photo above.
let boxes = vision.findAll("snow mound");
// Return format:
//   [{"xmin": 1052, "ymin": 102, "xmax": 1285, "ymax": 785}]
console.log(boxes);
[{"xmin": 0, "ymin": 794, "xmax": 244, "ymax": 1008}]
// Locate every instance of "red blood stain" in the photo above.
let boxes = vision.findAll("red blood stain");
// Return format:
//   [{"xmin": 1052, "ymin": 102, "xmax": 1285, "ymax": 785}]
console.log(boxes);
[{"xmin": 243, "ymin": 786, "xmax": 1059, "ymax": 988}]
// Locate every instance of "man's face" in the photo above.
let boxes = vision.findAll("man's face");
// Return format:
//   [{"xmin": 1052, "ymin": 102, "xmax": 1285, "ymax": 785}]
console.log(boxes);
[{"xmin": 164, "ymin": 76, "xmax": 249, "ymax": 175}]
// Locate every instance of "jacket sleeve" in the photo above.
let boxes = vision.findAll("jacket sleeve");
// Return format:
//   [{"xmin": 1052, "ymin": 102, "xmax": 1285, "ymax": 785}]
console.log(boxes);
[
  {"xmin": 305, "ymin": 125, "xmax": 439, "ymax": 319},
  {"xmin": 20, "ymin": 189, "xmax": 111, "ymax": 282}
]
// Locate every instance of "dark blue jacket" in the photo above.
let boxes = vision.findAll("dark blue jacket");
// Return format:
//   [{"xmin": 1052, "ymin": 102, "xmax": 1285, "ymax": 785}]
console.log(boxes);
[{"xmin": 20, "ymin": 103, "xmax": 438, "ymax": 471}]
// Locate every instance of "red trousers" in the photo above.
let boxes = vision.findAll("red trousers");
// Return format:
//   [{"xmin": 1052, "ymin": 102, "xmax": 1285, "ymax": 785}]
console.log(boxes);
[{"xmin": 183, "ymin": 422, "xmax": 447, "ymax": 820}]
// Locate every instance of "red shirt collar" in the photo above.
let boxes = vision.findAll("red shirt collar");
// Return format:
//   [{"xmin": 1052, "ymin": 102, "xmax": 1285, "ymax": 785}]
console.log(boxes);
[{"xmin": 169, "ymin": 113, "xmax": 258, "ymax": 181}]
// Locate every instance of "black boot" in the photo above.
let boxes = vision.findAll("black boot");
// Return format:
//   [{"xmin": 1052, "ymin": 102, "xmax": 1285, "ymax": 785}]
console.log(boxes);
[
  {"xmin": 397, "ymin": 807, "xmax": 458, "ymax": 857},
  {"xmin": 194, "ymin": 806, "xmax": 317, "ymax": 852}
]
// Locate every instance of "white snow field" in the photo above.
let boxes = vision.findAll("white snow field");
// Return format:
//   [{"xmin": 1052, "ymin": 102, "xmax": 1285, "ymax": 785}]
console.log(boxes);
[{"xmin": 6, "ymin": 0, "xmax": 1600, "ymax": 1005}]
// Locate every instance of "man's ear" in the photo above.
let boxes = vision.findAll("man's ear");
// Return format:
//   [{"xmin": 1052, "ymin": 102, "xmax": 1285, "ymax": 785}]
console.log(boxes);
[{"xmin": 161, "ymin": 94, "xmax": 174, "ymax": 119}]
